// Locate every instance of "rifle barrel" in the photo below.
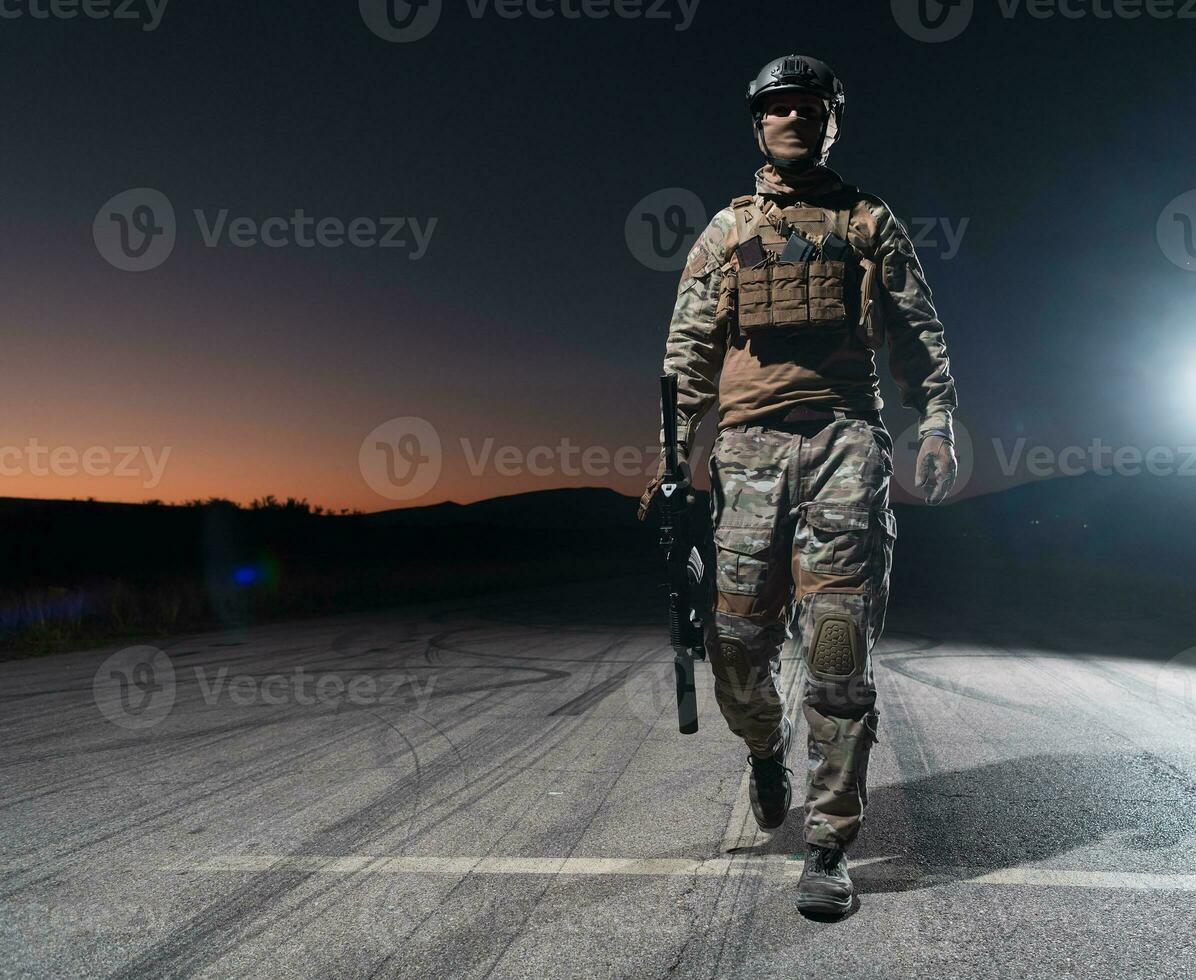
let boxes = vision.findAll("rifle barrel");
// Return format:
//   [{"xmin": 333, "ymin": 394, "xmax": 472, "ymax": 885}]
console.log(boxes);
[{"xmin": 660, "ymin": 374, "xmax": 679, "ymax": 473}]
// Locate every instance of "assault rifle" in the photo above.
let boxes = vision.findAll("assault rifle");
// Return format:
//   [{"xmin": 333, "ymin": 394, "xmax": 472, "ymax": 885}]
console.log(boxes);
[{"xmin": 657, "ymin": 374, "xmax": 710, "ymax": 735}]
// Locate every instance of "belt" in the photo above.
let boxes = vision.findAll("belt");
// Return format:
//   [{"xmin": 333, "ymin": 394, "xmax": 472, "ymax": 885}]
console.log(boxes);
[{"xmin": 774, "ymin": 406, "xmax": 882, "ymax": 424}]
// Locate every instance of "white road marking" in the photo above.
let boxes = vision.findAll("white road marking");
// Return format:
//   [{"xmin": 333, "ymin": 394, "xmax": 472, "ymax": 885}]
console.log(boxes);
[
  {"xmin": 167, "ymin": 853, "xmax": 899, "ymax": 877},
  {"xmin": 157, "ymin": 854, "xmax": 1196, "ymax": 891},
  {"xmin": 971, "ymin": 868, "xmax": 1196, "ymax": 891}
]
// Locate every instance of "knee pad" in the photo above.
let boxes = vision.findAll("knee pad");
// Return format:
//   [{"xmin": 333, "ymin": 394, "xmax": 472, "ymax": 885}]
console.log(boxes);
[
  {"xmin": 714, "ymin": 634, "xmax": 748, "ymax": 668},
  {"xmin": 711, "ymin": 631, "xmax": 780, "ymax": 684},
  {"xmin": 806, "ymin": 613, "xmax": 865, "ymax": 681}
]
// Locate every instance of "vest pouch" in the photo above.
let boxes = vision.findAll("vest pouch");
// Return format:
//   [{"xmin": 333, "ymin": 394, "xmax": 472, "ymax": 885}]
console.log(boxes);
[
  {"xmin": 807, "ymin": 259, "xmax": 850, "ymax": 326},
  {"xmin": 729, "ymin": 197, "xmax": 858, "ymax": 336},
  {"xmin": 769, "ymin": 260, "xmax": 810, "ymax": 326},
  {"xmin": 736, "ymin": 257, "xmax": 780, "ymax": 333},
  {"xmin": 737, "ymin": 258, "xmax": 813, "ymax": 335}
]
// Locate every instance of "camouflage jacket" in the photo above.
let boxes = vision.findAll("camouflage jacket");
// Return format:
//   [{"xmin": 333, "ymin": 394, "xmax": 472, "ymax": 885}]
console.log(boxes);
[{"xmin": 663, "ymin": 165, "xmax": 958, "ymax": 447}]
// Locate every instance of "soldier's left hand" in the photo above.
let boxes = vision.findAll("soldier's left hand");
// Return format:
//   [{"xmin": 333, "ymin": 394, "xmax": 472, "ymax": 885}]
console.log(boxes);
[{"xmin": 915, "ymin": 435, "xmax": 957, "ymax": 505}]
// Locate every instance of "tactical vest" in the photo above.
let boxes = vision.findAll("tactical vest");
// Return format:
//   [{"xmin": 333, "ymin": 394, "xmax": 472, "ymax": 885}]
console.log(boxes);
[{"xmin": 726, "ymin": 194, "xmax": 884, "ymax": 349}]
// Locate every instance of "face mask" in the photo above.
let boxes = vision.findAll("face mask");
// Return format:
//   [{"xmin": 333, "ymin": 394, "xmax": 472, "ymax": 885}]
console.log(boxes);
[{"xmin": 759, "ymin": 112, "xmax": 825, "ymax": 168}]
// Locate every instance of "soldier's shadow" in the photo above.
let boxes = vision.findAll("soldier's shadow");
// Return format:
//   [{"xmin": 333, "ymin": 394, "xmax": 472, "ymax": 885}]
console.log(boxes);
[{"xmin": 735, "ymin": 751, "xmax": 1194, "ymax": 893}]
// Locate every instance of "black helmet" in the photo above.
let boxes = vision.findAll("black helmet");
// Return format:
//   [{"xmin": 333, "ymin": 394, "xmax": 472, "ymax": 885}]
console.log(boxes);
[{"xmin": 747, "ymin": 55, "xmax": 846, "ymax": 168}]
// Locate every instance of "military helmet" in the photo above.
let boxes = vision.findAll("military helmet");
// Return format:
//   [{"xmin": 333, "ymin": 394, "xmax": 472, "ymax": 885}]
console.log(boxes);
[{"xmin": 747, "ymin": 54, "xmax": 846, "ymax": 167}]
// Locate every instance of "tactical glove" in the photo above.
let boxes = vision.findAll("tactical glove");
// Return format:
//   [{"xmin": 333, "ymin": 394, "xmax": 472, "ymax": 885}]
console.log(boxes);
[
  {"xmin": 915, "ymin": 434, "xmax": 957, "ymax": 506},
  {"xmin": 637, "ymin": 447, "xmax": 688, "ymax": 522}
]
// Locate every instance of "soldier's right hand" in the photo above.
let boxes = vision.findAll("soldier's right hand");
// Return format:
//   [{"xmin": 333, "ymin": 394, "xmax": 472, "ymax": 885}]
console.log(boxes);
[{"xmin": 637, "ymin": 448, "xmax": 688, "ymax": 522}]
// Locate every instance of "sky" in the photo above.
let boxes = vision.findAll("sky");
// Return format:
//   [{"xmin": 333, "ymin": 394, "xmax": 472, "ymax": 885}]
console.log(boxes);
[{"xmin": 2, "ymin": 0, "xmax": 1195, "ymax": 511}]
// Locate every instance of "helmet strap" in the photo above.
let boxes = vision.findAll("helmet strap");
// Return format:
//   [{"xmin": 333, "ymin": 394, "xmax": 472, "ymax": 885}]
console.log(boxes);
[{"xmin": 814, "ymin": 107, "xmax": 832, "ymax": 165}]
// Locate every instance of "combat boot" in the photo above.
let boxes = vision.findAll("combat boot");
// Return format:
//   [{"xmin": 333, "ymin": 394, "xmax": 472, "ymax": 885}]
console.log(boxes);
[
  {"xmin": 795, "ymin": 844, "xmax": 853, "ymax": 915},
  {"xmin": 748, "ymin": 716, "xmax": 792, "ymax": 831}
]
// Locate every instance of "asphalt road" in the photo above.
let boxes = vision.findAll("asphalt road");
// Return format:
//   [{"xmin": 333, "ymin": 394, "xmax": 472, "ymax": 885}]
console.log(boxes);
[{"xmin": 2, "ymin": 578, "xmax": 1195, "ymax": 979}]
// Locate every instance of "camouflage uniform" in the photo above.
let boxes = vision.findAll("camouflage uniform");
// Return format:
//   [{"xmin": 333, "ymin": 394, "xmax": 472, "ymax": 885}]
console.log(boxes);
[{"xmin": 662, "ymin": 164, "xmax": 956, "ymax": 849}]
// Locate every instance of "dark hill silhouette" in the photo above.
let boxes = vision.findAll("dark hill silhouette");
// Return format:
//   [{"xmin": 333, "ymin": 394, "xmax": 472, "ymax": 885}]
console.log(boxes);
[
  {"xmin": 362, "ymin": 486, "xmax": 643, "ymax": 530},
  {"xmin": 1, "ymin": 472, "xmax": 1192, "ymax": 654}
]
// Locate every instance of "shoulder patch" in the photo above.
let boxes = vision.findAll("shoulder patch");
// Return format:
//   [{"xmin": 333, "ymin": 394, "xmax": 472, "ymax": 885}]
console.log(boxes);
[
  {"xmin": 684, "ymin": 237, "xmax": 714, "ymax": 280},
  {"xmin": 685, "ymin": 210, "xmax": 736, "ymax": 277}
]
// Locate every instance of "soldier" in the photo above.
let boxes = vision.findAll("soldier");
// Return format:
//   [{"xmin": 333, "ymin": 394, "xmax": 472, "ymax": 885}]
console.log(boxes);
[{"xmin": 639, "ymin": 55, "xmax": 958, "ymax": 915}]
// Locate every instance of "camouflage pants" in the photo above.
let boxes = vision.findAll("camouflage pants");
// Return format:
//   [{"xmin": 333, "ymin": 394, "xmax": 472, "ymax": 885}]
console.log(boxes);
[{"xmin": 708, "ymin": 417, "xmax": 896, "ymax": 849}]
